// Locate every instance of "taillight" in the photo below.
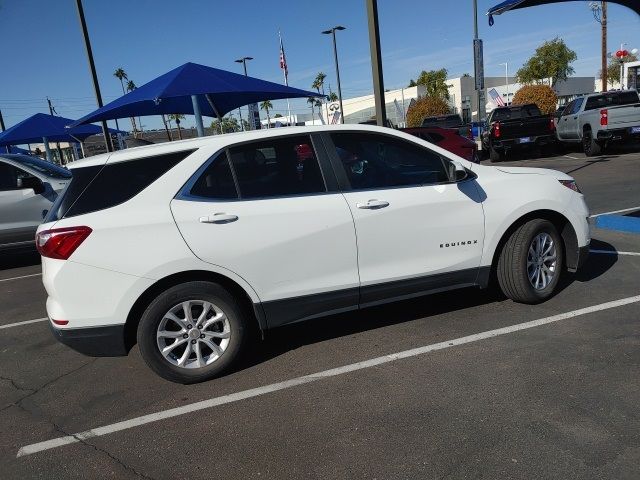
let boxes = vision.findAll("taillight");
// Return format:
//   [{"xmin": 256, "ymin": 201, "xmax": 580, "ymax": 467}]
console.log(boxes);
[
  {"xmin": 493, "ymin": 121, "xmax": 501, "ymax": 138},
  {"xmin": 559, "ymin": 180, "xmax": 581, "ymax": 193},
  {"xmin": 550, "ymin": 116, "xmax": 555, "ymax": 131},
  {"xmin": 600, "ymin": 109, "xmax": 608, "ymax": 126},
  {"xmin": 36, "ymin": 226, "xmax": 92, "ymax": 260}
]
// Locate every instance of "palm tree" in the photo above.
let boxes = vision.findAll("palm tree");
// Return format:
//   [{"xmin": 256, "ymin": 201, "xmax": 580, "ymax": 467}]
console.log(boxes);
[
  {"xmin": 313, "ymin": 72, "xmax": 327, "ymax": 119},
  {"xmin": 168, "ymin": 114, "xmax": 185, "ymax": 140},
  {"xmin": 126, "ymin": 80, "xmax": 142, "ymax": 136},
  {"xmin": 260, "ymin": 100, "xmax": 273, "ymax": 128},
  {"xmin": 307, "ymin": 97, "xmax": 319, "ymax": 123},
  {"xmin": 328, "ymin": 92, "xmax": 338, "ymax": 103},
  {"xmin": 114, "ymin": 68, "xmax": 138, "ymax": 136}
]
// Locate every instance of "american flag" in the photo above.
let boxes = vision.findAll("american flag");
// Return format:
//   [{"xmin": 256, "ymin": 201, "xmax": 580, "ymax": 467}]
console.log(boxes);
[
  {"xmin": 488, "ymin": 88, "xmax": 505, "ymax": 106},
  {"xmin": 279, "ymin": 32, "xmax": 288, "ymax": 79}
]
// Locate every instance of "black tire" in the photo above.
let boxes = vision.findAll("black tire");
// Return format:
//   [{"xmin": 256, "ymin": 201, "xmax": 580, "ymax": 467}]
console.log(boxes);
[
  {"xmin": 496, "ymin": 219, "xmax": 564, "ymax": 304},
  {"xmin": 137, "ymin": 281, "xmax": 250, "ymax": 384},
  {"xmin": 489, "ymin": 147, "xmax": 504, "ymax": 162},
  {"xmin": 582, "ymin": 128, "xmax": 602, "ymax": 157}
]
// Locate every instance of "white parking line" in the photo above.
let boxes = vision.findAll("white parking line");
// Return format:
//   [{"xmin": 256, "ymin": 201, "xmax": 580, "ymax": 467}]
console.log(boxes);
[
  {"xmin": 563, "ymin": 155, "xmax": 581, "ymax": 160},
  {"xmin": 16, "ymin": 294, "xmax": 640, "ymax": 458},
  {"xmin": 590, "ymin": 249, "xmax": 640, "ymax": 256},
  {"xmin": 0, "ymin": 317, "xmax": 48, "ymax": 330},
  {"xmin": 590, "ymin": 206, "xmax": 640, "ymax": 217},
  {"xmin": 0, "ymin": 273, "xmax": 42, "ymax": 283}
]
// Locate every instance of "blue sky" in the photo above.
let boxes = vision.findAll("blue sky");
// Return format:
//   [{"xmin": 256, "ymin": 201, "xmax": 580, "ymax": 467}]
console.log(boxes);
[{"xmin": 0, "ymin": 0, "xmax": 638, "ymax": 130}]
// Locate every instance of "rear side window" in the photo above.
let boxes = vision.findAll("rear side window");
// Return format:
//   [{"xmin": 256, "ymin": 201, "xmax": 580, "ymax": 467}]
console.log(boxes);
[
  {"xmin": 227, "ymin": 135, "xmax": 326, "ymax": 199},
  {"xmin": 585, "ymin": 91, "xmax": 640, "ymax": 110},
  {"xmin": 189, "ymin": 154, "xmax": 237, "ymax": 199},
  {"xmin": 46, "ymin": 149, "xmax": 194, "ymax": 221}
]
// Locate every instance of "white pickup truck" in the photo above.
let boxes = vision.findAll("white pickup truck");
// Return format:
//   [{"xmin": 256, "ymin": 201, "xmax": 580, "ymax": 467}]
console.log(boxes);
[{"xmin": 556, "ymin": 90, "xmax": 640, "ymax": 156}]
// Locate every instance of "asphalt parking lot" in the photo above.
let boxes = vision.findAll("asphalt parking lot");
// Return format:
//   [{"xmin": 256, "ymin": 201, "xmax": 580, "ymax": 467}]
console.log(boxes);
[{"xmin": 1, "ymin": 147, "xmax": 639, "ymax": 479}]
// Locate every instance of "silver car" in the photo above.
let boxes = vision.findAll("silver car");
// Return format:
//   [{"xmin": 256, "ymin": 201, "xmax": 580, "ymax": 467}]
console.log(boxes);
[{"xmin": 0, "ymin": 154, "xmax": 72, "ymax": 250}]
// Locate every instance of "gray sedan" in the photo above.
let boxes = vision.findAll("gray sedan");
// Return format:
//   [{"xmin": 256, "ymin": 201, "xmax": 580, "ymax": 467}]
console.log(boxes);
[{"xmin": 0, "ymin": 154, "xmax": 71, "ymax": 250}]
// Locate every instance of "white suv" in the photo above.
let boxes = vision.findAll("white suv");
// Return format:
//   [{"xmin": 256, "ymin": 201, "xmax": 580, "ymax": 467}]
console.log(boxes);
[{"xmin": 37, "ymin": 125, "xmax": 590, "ymax": 383}]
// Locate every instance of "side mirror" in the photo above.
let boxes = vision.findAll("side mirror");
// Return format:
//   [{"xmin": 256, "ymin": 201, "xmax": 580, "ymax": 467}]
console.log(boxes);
[
  {"xmin": 448, "ymin": 160, "xmax": 468, "ymax": 182},
  {"xmin": 17, "ymin": 176, "xmax": 45, "ymax": 195}
]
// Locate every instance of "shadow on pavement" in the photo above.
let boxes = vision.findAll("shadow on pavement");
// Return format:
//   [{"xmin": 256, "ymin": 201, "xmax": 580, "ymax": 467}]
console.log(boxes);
[{"xmin": 0, "ymin": 248, "xmax": 41, "ymax": 271}]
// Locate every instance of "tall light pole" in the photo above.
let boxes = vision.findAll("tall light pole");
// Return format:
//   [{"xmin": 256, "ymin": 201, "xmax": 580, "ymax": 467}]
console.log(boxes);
[
  {"xmin": 590, "ymin": 2, "xmax": 608, "ymax": 91},
  {"xmin": 499, "ymin": 62, "xmax": 509, "ymax": 105},
  {"xmin": 234, "ymin": 57, "xmax": 253, "ymax": 131},
  {"xmin": 365, "ymin": 0, "xmax": 386, "ymax": 127},
  {"xmin": 75, "ymin": 0, "xmax": 112, "ymax": 152},
  {"xmin": 472, "ymin": 0, "xmax": 486, "ymax": 126},
  {"xmin": 322, "ymin": 26, "xmax": 346, "ymax": 124}
]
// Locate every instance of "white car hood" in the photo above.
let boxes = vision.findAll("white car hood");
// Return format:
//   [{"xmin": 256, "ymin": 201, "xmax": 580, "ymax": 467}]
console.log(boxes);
[{"xmin": 496, "ymin": 166, "xmax": 573, "ymax": 181}]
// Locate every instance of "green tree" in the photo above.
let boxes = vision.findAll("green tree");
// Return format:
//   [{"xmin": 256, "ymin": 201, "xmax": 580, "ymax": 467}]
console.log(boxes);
[
  {"xmin": 125, "ymin": 80, "xmax": 141, "ymax": 135},
  {"xmin": 313, "ymin": 72, "xmax": 327, "ymax": 119},
  {"xmin": 604, "ymin": 53, "xmax": 638, "ymax": 87},
  {"xmin": 408, "ymin": 79, "xmax": 417, "ymax": 87},
  {"xmin": 168, "ymin": 114, "xmax": 185, "ymax": 140},
  {"xmin": 210, "ymin": 116, "xmax": 240, "ymax": 134},
  {"xmin": 260, "ymin": 100, "xmax": 273, "ymax": 128},
  {"xmin": 327, "ymin": 92, "xmax": 338, "ymax": 103},
  {"xmin": 307, "ymin": 97, "xmax": 317, "ymax": 121},
  {"xmin": 114, "ymin": 68, "xmax": 137, "ymax": 135},
  {"xmin": 414, "ymin": 68, "xmax": 450, "ymax": 99},
  {"xmin": 516, "ymin": 37, "xmax": 577, "ymax": 85}
]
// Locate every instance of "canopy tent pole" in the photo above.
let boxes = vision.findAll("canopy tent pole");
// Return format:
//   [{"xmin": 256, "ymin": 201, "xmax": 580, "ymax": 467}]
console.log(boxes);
[
  {"xmin": 191, "ymin": 95, "xmax": 205, "ymax": 137},
  {"xmin": 42, "ymin": 137, "xmax": 52, "ymax": 162},
  {"xmin": 205, "ymin": 94, "xmax": 225, "ymax": 134}
]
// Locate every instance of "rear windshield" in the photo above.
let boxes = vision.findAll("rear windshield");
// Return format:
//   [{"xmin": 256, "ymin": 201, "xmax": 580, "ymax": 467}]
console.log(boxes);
[
  {"xmin": 585, "ymin": 91, "xmax": 640, "ymax": 111},
  {"xmin": 45, "ymin": 149, "xmax": 194, "ymax": 222},
  {"xmin": 421, "ymin": 115, "xmax": 463, "ymax": 128},
  {"xmin": 2, "ymin": 154, "xmax": 72, "ymax": 179},
  {"xmin": 491, "ymin": 105, "xmax": 542, "ymax": 121}
]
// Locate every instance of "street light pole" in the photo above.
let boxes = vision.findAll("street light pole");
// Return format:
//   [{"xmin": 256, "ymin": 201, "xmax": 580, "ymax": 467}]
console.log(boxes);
[
  {"xmin": 499, "ymin": 62, "xmax": 509, "ymax": 105},
  {"xmin": 75, "ymin": 0, "xmax": 112, "ymax": 152},
  {"xmin": 322, "ymin": 26, "xmax": 346, "ymax": 124},
  {"xmin": 234, "ymin": 57, "xmax": 253, "ymax": 131}
]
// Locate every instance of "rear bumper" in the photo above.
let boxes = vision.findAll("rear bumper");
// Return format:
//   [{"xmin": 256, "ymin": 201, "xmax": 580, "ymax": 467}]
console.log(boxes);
[
  {"xmin": 597, "ymin": 127, "xmax": 640, "ymax": 142},
  {"xmin": 49, "ymin": 322, "xmax": 128, "ymax": 357},
  {"xmin": 491, "ymin": 134, "xmax": 554, "ymax": 151}
]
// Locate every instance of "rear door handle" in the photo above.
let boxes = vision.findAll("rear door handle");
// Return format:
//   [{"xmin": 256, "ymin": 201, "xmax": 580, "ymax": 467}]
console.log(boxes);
[
  {"xmin": 199, "ymin": 213, "xmax": 238, "ymax": 224},
  {"xmin": 356, "ymin": 199, "xmax": 389, "ymax": 210}
]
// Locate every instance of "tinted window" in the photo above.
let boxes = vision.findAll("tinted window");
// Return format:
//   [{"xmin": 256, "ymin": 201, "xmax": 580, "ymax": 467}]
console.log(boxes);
[
  {"xmin": 572, "ymin": 97, "xmax": 584, "ymax": 114},
  {"xmin": 0, "ymin": 161, "xmax": 34, "ymax": 190},
  {"xmin": 491, "ymin": 105, "xmax": 542, "ymax": 121},
  {"xmin": 330, "ymin": 132, "xmax": 450, "ymax": 190},
  {"xmin": 421, "ymin": 114, "xmax": 463, "ymax": 128},
  {"xmin": 585, "ymin": 91, "xmax": 640, "ymax": 111},
  {"xmin": 2, "ymin": 154, "xmax": 72, "ymax": 179},
  {"xmin": 46, "ymin": 149, "xmax": 194, "ymax": 221},
  {"xmin": 189, "ymin": 154, "xmax": 237, "ymax": 199},
  {"xmin": 560, "ymin": 101, "xmax": 574, "ymax": 117},
  {"xmin": 228, "ymin": 136, "xmax": 325, "ymax": 199}
]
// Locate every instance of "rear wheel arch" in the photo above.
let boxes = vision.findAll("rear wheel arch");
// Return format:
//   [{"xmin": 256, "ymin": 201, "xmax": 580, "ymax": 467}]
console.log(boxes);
[
  {"xmin": 489, "ymin": 209, "xmax": 578, "ymax": 278},
  {"xmin": 124, "ymin": 270, "xmax": 265, "ymax": 352}
]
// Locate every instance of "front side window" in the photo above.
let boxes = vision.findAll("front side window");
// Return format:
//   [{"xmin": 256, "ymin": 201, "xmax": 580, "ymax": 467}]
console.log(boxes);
[
  {"xmin": 0, "ymin": 161, "xmax": 33, "ymax": 191},
  {"xmin": 572, "ymin": 98, "xmax": 584, "ymax": 114},
  {"xmin": 330, "ymin": 132, "xmax": 450, "ymax": 190},
  {"xmin": 228, "ymin": 135, "xmax": 326, "ymax": 199}
]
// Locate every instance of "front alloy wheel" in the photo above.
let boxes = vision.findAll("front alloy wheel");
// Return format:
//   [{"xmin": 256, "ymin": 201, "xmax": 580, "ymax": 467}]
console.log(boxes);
[{"xmin": 527, "ymin": 233, "xmax": 557, "ymax": 290}]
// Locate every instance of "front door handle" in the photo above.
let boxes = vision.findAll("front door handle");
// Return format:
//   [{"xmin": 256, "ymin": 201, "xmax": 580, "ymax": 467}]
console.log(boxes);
[
  {"xmin": 356, "ymin": 199, "xmax": 389, "ymax": 210},
  {"xmin": 199, "ymin": 213, "xmax": 238, "ymax": 224}
]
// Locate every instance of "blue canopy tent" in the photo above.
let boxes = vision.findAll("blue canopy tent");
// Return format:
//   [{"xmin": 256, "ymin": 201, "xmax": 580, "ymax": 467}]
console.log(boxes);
[
  {"xmin": 68, "ymin": 62, "xmax": 324, "ymax": 136},
  {"xmin": 3, "ymin": 146, "xmax": 33, "ymax": 155},
  {"xmin": 488, "ymin": 0, "xmax": 640, "ymax": 24},
  {"xmin": 0, "ymin": 113, "xmax": 122, "ymax": 161}
]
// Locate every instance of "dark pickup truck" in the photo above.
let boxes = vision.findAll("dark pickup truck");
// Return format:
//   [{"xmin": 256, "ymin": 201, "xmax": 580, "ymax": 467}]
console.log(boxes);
[{"xmin": 481, "ymin": 104, "xmax": 556, "ymax": 162}]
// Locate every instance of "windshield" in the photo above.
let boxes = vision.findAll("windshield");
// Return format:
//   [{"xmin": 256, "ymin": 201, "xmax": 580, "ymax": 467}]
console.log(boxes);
[{"xmin": 1, "ymin": 154, "xmax": 72, "ymax": 179}]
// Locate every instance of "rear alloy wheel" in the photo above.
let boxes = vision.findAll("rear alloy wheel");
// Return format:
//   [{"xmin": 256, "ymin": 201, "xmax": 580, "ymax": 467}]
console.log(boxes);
[
  {"xmin": 497, "ymin": 219, "xmax": 563, "ymax": 304},
  {"xmin": 583, "ymin": 129, "xmax": 601, "ymax": 157},
  {"xmin": 137, "ymin": 281, "xmax": 249, "ymax": 383}
]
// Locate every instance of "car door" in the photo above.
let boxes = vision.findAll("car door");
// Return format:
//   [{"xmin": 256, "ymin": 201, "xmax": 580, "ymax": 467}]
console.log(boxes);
[
  {"xmin": 565, "ymin": 97, "xmax": 584, "ymax": 139},
  {"xmin": 322, "ymin": 131, "xmax": 485, "ymax": 306},
  {"xmin": 171, "ymin": 134, "xmax": 359, "ymax": 327},
  {"xmin": 0, "ymin": 160, "xmax": 50, "ymax": 246},
  {"xmin": 556, "ymin": 101, "xmax": 574, "ymax": 139}
]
